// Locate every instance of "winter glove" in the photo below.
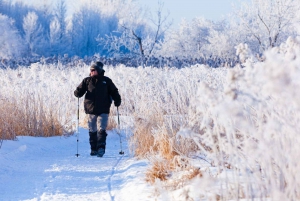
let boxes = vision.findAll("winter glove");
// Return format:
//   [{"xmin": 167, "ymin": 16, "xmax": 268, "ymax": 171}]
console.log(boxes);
[
  {"xmin": 114, "ymin": 100, "xmax": 121, "ymax": 107},
  {"xmin": 74, "ymin": 90, "xmax": 79, "ymax": 98}
]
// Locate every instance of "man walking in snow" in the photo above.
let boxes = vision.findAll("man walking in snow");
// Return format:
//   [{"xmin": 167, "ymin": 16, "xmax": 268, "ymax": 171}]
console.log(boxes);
[{"xmin": 74, "ymin": 61, "xmax": 121, "ymax": 157}]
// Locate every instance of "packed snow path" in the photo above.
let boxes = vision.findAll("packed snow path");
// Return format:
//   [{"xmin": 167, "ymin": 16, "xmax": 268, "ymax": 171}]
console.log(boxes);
[{"xmin": 0, "ymin": 128, "xmax": 154, "ymax": 201}]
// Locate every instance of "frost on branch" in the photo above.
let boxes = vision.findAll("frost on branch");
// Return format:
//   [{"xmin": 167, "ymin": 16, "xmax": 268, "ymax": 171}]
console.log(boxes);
[
  {"xmin": 235, "ymin": 43, "xmax": 255, "ymax": 64},
  {"xmin": 278, "ymin": 36, "xmax": 300, "ymax": 60}
]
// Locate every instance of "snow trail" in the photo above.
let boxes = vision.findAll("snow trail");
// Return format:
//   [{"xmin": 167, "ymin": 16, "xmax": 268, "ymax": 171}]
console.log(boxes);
[
  {"xmin": 0, "ymin": 128, "xmax": 153, "ymax": 201},
  {"xmin": 107, "ymin": 155, "xmax": 124, "ymax": 201}
]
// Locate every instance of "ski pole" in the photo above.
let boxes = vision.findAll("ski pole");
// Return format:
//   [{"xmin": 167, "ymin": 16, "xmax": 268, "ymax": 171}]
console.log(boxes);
[
  {"xmin": 117, "ymin": 107, "xmax": 124, "ymax": 155},
  {"xmin": 75, "ymin": 97, "xmax": 80, "ymax": 157}
]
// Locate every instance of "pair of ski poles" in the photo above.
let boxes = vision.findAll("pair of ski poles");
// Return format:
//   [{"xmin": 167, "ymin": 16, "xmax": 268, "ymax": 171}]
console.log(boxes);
[{"xmin": 75, "ymin": 98, "xmax": 124, "ymax": 157}]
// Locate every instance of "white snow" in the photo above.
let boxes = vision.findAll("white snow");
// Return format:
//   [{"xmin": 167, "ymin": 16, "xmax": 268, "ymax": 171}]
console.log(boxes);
[
  {"xmin": 0, "ymin": 128, "xmax": 154, "ymax": 201},
  {"xmin": 1, "ymin": 36, "xmax": 300, "ymax": 200}
]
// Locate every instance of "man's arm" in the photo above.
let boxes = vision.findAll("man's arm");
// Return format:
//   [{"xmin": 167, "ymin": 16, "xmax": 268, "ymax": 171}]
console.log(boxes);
[
  {"xmin": 74, "ymin": 78, "xmax": 87, "ymax": 98},
  {"xmin": 107, "ymin": 78, "xmax": 121, "ymax": 107}
]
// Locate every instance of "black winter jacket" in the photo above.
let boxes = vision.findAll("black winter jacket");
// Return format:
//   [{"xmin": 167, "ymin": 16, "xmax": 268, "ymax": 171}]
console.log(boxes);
[{"xmin": 74, "ymin": 74, "xmax": 121, "ymax": 115}]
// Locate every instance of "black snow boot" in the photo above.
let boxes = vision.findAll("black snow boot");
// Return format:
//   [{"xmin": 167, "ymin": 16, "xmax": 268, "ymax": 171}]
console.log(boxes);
[
  {"xmin": 97, "ymin": 129, "xmax": 107, "ymax": 157},
  {"xmin": 89, "ymin": 132, "xmax": 98, "ymax": 156}
]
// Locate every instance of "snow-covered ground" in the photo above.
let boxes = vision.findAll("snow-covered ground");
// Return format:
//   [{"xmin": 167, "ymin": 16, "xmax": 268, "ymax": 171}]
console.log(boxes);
[
  {"xmin": 0, "ymin": 128, "xmax": 155, "ymax": 201},
  {"xmin": 1, "ymin": 36, "xmax": 300, "ymax": 200}
]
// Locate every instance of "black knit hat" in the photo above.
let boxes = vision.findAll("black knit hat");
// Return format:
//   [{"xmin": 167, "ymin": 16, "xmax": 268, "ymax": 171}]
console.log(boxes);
[{"xmin": 90, "ymin": 61, "xmax": 104, "ymax": 73}]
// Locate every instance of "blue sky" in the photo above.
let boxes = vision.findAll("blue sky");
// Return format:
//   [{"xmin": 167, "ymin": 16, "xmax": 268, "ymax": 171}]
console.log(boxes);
[
  {"xmin": 13, "ymin": 0, "xmax": 246, "ymax": 26},
  {"xmin": 137, "ymin": 0, "xmax": 246, "ymax": 26}
]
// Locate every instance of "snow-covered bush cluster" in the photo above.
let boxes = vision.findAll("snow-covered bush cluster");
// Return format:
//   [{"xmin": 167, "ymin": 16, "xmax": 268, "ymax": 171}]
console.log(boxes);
[{"xmin": 178, "ymin": 37, "xmax": 300, "ymax": 200}]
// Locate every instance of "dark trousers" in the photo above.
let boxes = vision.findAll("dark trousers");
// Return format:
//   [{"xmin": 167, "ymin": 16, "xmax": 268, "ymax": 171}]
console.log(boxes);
[{"xmin": 88, "ymin": 114, "xmax": 108, "ymax": 151}]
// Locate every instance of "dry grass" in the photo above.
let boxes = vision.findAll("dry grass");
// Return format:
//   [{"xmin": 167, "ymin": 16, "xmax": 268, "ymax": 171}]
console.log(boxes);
[
  {"xmin": 107, "ymin": 115, "xmax": 117, "ymax": 130},
  {"xmin": 146, "ymin": 156, "xmax": 171, "ymax": 184},
  {"xmin": 131, "ymin": 115, "xmax": 181, "ymax": 159},
  {"xmin": 167, "ymin": 167, "xmax": 203, "ymax": 190},
  {"xmin": 136, "ymin": 108, "xmax": 202, "ymax": 189},
  {"xmin": 131, "ymin": 116, "xmax": 156, "ymax": 157},
  {"xmin": 146, "ymin": 154, "xmax": 203, "ymax": 188},
  {"xmin": 131, "ymin": 105, "xmax": 203, "ymax": 190},
  {"xmin": 107, "ymin": 107, "xmax": 118, "ymax": 130},
  {"xmin": 131, "ymin": 106, "xmax": 187, "ymax": 158},
  {"xmin": 0, "ymin": 96, "xmax": 72, "ymax": 140}
]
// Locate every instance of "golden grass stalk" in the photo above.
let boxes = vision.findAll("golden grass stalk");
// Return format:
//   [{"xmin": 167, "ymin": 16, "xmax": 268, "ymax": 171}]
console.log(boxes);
[{"xmin": 0, "ymin": 94, "xmax": 72, "ymax": 140}]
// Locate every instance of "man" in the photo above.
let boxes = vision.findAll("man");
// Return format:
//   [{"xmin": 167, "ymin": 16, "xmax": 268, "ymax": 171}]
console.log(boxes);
[{"xmin": 74, "ymin": 61, "xmax": 121, "ymax": 157}]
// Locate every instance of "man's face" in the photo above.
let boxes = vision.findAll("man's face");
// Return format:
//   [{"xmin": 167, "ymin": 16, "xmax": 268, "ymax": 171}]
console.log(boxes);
[{"xmin": 90, "ymin": 69, "xmax": 98, "ymax": 77}]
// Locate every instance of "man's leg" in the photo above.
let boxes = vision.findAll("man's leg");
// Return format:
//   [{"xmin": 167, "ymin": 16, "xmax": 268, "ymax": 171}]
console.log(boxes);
[
  {"xmin": 96, "ymin": 113, "xmax": 109, "ymax": 157},
  {"xmin": 88, "ymin": 114, "xmax": 98, "ymax": 156}
]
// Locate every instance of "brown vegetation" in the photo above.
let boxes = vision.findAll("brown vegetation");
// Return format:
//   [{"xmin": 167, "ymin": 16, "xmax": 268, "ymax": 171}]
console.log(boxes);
[{"xmin": 0, "ymin": 95, "xmax": 73, "ymax": 140}]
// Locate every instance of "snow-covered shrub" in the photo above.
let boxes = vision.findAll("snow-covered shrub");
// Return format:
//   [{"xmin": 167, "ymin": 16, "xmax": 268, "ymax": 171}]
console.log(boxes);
[
  {"xmin": 182, "ymin": 37, "xmax": 300, "ymax": 200},
  {"xmin": 235, "ymin": 43, "xmax": 253, "ymax": 63}
]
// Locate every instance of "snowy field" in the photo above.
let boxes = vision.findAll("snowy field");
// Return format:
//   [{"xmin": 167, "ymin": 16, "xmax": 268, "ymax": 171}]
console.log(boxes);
[
  {"xmin": 1, "ymin": 37, "xmax": 300, "ymax": 200},
  {"xmin": 0, "ymin": 128, "xmax": 156, "ymax": 201}
]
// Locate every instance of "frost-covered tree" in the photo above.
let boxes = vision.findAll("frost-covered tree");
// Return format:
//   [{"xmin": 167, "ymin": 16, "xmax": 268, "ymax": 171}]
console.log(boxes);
[
  {"xmin": 159, "ymin": 17, "xmax": 212, "ymax": 59},
  {"xmin": 49, "ymin": 17, "xmax": 61, "ymax": 55},
  {"xmin": 0, "ymin": 14, "xmax": 25, "ymax": 59},
  {"xmin": 205, "ymin": 20, "xmax": 241, "ymax": 60},
  {"xmin": 98, "ymin": 1, "xmax": 172, "ymax": 66},
  {"xmin": 49, "ymin": 0, "xmax": 68, "ymax": 55},
  {"xmin": 70, "ymin": 1, "xmax": 119, "ymax": 57},
  {"xmin": 234, "ymin": 0, "xmax": 300, "ymax": 53},
  {"xmin": 0, "ymin": 1, "xmax": 52, "ymax": 56},
  {"xmin": 23, "ymin": 11, "xmax": 44, "ymax": 56},
  {"xmin": 145, "ymin": 1, "xmax": 172, "ymax": 56},
  {"xmin": 97, "ymin": 0, "xmax": 147, "ymax": 59},
  {"xmin": 54, "ymin": 1, "xmax": 67, "ymax": 41}
]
